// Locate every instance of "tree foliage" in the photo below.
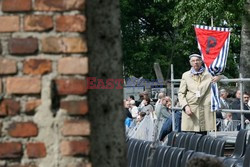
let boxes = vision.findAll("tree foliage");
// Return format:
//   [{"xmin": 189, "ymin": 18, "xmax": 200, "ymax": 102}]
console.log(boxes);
[
  {"xmin": 121, "ymin": 0, "xmax": 245, "ymax": 79},
  {"xmin": 121, "ymin": 0, "xmax": 176, "ymax": 79}
]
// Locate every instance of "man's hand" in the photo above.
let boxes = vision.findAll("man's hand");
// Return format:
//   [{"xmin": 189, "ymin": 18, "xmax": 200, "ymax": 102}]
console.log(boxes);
[
  {"xmin": 212, "ymin": 75, "xmax": 222, "ymax": 83},
  {"xmin": 185, "ymin": 105, "xmax": 193, "ymax": 116}
]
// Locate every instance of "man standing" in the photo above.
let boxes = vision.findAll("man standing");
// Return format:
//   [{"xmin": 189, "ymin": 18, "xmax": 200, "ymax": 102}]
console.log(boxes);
[
  {"xmin": 244, "ymin": 92, "xmax": 250, "ymax": 129},
  {"xmin": 217, "ymin": 89, "xmax": 230, "ymax": 119},
  {"xmin": 178, "ymin": 54, "xmax": 221, "ymax": 134},
  {"xmin": 230, "ymin": 90, "xmax": 249, "ymax": 120}
]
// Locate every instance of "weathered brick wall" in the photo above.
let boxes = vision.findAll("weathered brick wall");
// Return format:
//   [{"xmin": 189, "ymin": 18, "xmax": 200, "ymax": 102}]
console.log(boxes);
[{"xmin": 0, "ymin": 0, "xmax": 90, "ymax": 166}]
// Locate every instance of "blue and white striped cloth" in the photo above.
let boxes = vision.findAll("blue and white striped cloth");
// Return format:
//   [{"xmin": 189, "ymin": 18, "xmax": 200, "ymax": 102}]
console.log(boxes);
[{"xmin": 194, "ymin": 25, "xmax": 231, "ymax": 112}]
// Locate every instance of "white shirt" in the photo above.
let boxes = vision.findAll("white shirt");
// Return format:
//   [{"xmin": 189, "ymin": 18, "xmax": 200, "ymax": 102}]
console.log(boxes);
[{"xmin": 130, "ymin": 106, "xmax": 138, "ymax": 118}]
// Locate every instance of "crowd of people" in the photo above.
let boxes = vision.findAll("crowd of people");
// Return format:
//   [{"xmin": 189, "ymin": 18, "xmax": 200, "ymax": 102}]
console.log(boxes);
[
  {"xmin": 124, "ymin": 54, "xmax": 250, "ymax": 142},
  {"xmin": 216, "ymin": 89, "xmax": 250, "ymax": 131},
  {"xmin": 124, "ymin": 88, "xmax": 250, "ymax": 141},
  {"xmin": 124, "ymin": 90, "xmax": 181, "ymax": 141}
]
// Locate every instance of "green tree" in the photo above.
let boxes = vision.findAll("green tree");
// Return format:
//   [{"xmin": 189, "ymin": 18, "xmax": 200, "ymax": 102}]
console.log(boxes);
[
  {"xmin": 121, "ymin": 0, "xmax": 179, "ymax": 79},
  {"xmin": 173, "ymin": 0, "xmax": 245, "ymax": 78},
  {"xmin": 121, "ymin": 0, "xmax": 245, "ymax": 79}
]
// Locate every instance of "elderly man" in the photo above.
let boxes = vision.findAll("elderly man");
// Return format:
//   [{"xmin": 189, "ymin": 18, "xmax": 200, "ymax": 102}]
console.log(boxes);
[
  {"xmin": 178, "ymin": 54, "xmax": 221, "ymax": 135},
  {"xmin": 155, "ymin": 92, "xmax": 166, "ymax": 116},
  {"xmin": 155, "ymin": 96, "xmax": 171, "ymax": 119},
  {"xmin": 155, "ymin": 92, "xmax": 165, "ymax": 106},
  {"xmin": 217, "ymin": 88, "xmax": 230, "ymax": 119}
]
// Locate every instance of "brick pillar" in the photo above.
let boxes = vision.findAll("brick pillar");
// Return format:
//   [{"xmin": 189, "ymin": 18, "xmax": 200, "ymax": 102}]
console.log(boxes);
[{"xmin": 0, "ymin": 0, "xmax": 91, "ymax": 166}]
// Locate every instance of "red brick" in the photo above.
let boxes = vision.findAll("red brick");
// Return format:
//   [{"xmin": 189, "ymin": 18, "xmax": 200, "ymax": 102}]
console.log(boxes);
[
  {"xmin": 6, "ymin": 77, "xmax": 41, "ymax": 94},
  {"xmin": 55, "ymin": 79, "xmax": 87, "ymax": 95},
  {"xmin": 0, "ymin": 16, "xmax": 19, "ymax": 32},
  {"xmin": 8, "ymin": 122, "xmax": 38, "ymax": 138},
  {"xmin": 25, "ymin": 99, "xmax": 41, "ymax": 114},
  {"xmin": 41, "ymin": 37, "xmax": 60, "ymax": 53},
  {"xmin": 34, "ymin": 0, "xmax": 85, "ymax": 11},
  {"xmin": 2, "ymin": 0, "xmax": 32, "ymax": 12},
  {"xmin": 0, "ymin": 142, "xmax": 22, "ymax": 159},
  {"xmin": 0, "ymin": 58, "xmax": 17, "ymax": 74},
  {"xmin": 58, "ymin": 57, "xmax": 88, "ymax": 75},
  {"xmin": 24, "ymin": 15, "xmax": 53, "ymax": 32},
  {"xmin": 26, "ymin": 142, "xmax": 46, "ymax": 158},
  {"xmin": 23, "ymin": 59, "xmax": 52, "ymax": 75},
  {"xmin": 60, "ymin": 100, "xmax": 88, "ymax": 116},
  {"xmin": 8, "ymin": 38, "xmax": 38, "ymax": 55},
  {"xmin": 0, "ymin": 99, "xmax": 20, "ymax": 116},
  {"xmin": 60, "ymin": 140, "xmax": 90, "ymax": 156},
  {"xmin": 0, "ymin": 101, "xmax": 7, "ymax": 116},
  {"xmin": 56, "ymin": 15, "xmax": 86, "ymax": 32},
  {"xmin": 62, "ymin": 37, "xmax": 87, "ymax": 53},
  {"xmin": 41, "ymin": 37, "xmax": 87, "ymax": 53},
  {"xmin": 62, "ymin": 120, "xmax": 90, "ymax": 136}
]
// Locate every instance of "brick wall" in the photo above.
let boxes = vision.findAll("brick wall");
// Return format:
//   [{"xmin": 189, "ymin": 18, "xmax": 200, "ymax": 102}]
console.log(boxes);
[{"xmin": 0, "ymin": 0, "xmax": 90, "ymax": 166}]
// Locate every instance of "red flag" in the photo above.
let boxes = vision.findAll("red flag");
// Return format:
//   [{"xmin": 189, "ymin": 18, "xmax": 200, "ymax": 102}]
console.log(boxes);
[{"xmin": 195, "ymin": 27, "xmax": 229, "ymax": 67}]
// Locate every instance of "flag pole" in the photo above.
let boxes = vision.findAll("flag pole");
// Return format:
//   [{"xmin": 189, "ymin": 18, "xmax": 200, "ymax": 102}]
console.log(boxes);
[
  {"xmin": 211, "ymin": 16, "xmax": 214, "ymax": 27},
  {"xmin": 210, "ymin": 15, "xmax": 217, "ymax": 138}
]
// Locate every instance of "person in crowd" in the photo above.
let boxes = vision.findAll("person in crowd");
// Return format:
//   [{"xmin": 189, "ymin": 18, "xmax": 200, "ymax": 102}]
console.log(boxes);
[
  {"xmin": 155, "ymin": 94, "xmax": 168, "ymax": 119},
  {"xmin": 155, "ymin": 92, "xmax": 165, "ymax": 107},
  {"xmin": 136, "ymin": 93, "xmax": 144, "ymax": 107},
  {"xmin": 248, "ymin": 98, "xmax": 250, "ymax": 108},
  {"xmin": 128, "ymin": 95, "xmax": 135, "ymax": 101},
  {"xmin": 187, "ymin": 157, "xmax": 224, "ymax": 167},
  {"xmin": 155, "ymin": 93, "xmax": 166, "ymax": 117},
  {"xmin": 154, "ymin": 95, "xmax": 171, "ymax": 140},
  {"xmin": 217, "ymin": 88, "xmax": 230, "ymax": 119},
  {"xmin": 138, "ymin": 91, "xmax": 150, "ymax": 111},
  {"xmin": 178, "ymin": 54, "xmax": 221, "ymax": 135},
  {"xmin": 223, "ymin": 112, "xmax": 233, "ymax": 131},
  {"xmin": 156, "ymin": 96, "xmax": 171, "ymax": 119},
  {"xmin": 224, "ymin": 112, "xmax": 233, "ymax": 124},
  {"xmin": 230, "ymin": 90, "xmax": 249, "ymax": 120},
  {"xmin": 158, "ymin": 97, "xmax": 182, "ymax": 141},
  {"xmin": 152, "ymin": 91, "xmax": 158, "ymax": 100},
  {"xmin": 136, "ymin": 111, "xmax": 146, "ymax": 123},
  {"xmin": 124, "ymin": 100, "xmax": 133, "ymax": 128},
  {"xmin": 240, "ymin": 92, "xmax": 250, "ymax": 129},
  {"xmin": 141, "ymin": 96, "xmax": 154, "ymax": 115},
  {"xmin": 216, "ymin": 88, "xmax": 230, "ymax": 130},
  {"xmin": 243, "ymin": 92, "xmax": 250, "ymax": 108},
  {"xmin": 129, "ymin": 100, "xmax": 138, "ymax": 119}
]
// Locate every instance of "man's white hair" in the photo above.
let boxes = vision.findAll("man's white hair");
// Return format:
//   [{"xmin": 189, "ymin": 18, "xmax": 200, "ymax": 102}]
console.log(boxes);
[{"xmin": 189, "ymin": 54, "xmax": 202, "ymax": 59}]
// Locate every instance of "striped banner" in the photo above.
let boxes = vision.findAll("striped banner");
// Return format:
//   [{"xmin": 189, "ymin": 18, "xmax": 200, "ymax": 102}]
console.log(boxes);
[{"xmin": 194, "ymin": 25, "xmax": 231, "ymax": 112}]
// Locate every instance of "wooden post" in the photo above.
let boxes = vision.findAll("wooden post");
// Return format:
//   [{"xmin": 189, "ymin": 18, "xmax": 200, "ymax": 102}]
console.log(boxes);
[
  {"xmin": 211, "ymin": 16, "xmax": 214, "ymax": 27},
  {"xmin": 154, "ymin": 63, "xmax": 165, "ymax": 85}
]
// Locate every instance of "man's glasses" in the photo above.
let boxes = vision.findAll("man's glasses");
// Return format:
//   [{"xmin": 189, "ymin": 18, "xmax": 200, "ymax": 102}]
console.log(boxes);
[{"xmin": 191, "ymin": 60, "xmax": 201, "ymax": 63}]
